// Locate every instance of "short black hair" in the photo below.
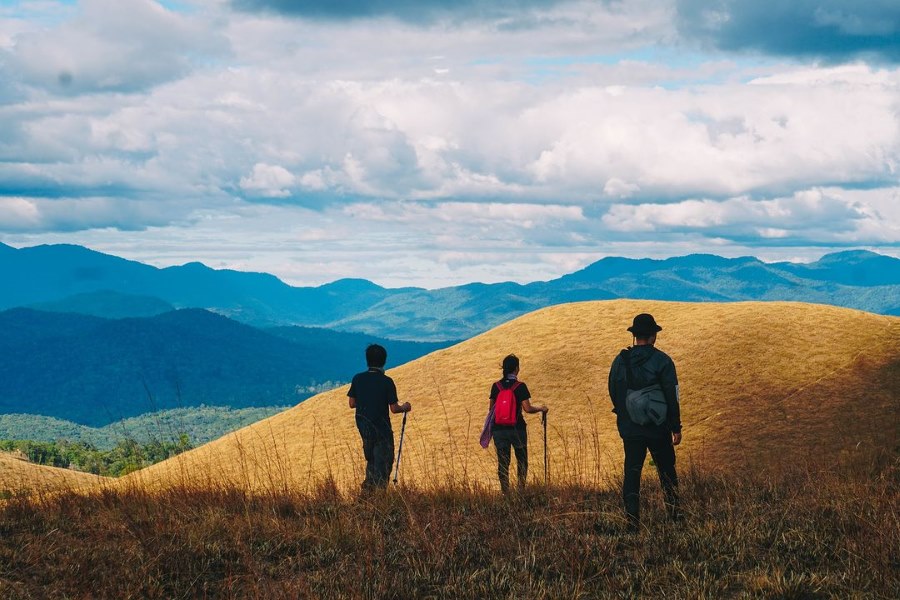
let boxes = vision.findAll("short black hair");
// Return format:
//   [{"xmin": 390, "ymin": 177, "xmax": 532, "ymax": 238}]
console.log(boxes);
[
  {"xmin": 501, "ymin": 354, "xmax": 519, "ymax": 376},
  {"xmin": 366, "ymin": 344, "xmax": 387, "ymax": 368}
]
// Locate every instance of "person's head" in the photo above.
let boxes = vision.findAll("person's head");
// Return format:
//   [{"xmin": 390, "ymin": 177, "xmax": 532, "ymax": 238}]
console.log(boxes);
[
  {"xmin": 366, "ymin": 344, "xmax": 387, "ymax": 368},
  {"xmin": 501, "ymin": 354, "xmax": 519, "ymax": 377},
  {"xmin": 627, "ymin": 313, "xmax": 662, "ymax": 345}
]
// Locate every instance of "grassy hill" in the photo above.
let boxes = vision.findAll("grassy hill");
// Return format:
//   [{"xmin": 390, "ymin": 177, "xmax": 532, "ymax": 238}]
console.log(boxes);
[
  {"xmin": 126, "ymin": 300, "xmax": 900, "ymax": 493},
  {"xmin": 0, "ymin": 452, "xmax": 106, "ymax": 497}
]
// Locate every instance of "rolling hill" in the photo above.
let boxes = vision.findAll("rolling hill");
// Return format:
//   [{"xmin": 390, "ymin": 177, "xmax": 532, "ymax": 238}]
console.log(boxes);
[
  {"xmin": 1, "ymin": 241, "xmax": 897, "ymax": 340},
  {"xmin": 126, "ymin": 300, "xmax": 900, "ymax": 493},
  {"xmin": 0, "ymin": 308, "xmax": 451, "ymax": 427},
  {"xmin": 0, "ymin": 452, "xmax": 107, "ymax": 496}
]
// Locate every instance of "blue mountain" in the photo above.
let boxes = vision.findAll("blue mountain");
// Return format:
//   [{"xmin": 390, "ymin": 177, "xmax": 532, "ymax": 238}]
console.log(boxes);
[
  {"xmin": 0, "ymin": 307, "xmax": 451, "ymax": 426},
  {"xmin": 0, "ymin": 242, "xmax": 897, "ymax": 340}
]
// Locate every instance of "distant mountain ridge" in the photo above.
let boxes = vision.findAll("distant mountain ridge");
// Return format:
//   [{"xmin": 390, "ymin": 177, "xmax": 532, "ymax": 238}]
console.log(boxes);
[
  {"xmin": 0, "ymin": 307, "xmax": 451, "ymax": 426},
  {"xmin": 1, "ymin": 241, "xmax": 897, "ymax": 340}
]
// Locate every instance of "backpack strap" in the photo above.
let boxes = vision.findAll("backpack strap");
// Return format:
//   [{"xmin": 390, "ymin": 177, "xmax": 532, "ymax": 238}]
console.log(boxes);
[{"xmin": 622, "ymin": 349, "xmax": 636, "ymax": 389}]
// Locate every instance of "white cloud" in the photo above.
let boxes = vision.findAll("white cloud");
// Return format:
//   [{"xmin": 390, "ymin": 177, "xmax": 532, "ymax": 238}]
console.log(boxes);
[
  {"xmin": 0, "ymin": 0, "xmax": 898, "ymax": 287},
  {"xmin": 239, "ymin": 163, "xmax": 297, "ymax": 198},
  {"xmin": 602, "ymin": 187, "xmax": 899, "ymax": 244},
  {"xmin": 2, "ymin": 0, "xmax": 228, "ymax": 94}
]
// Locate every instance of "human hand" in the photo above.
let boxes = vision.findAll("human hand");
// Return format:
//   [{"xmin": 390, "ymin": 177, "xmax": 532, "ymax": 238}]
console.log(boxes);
[
  {"xmin": 672, "ymin": 432, "xmax": 682, "ymax": 446},
  {"xmin": 404, "ymin": 402, "xmax": 412, "ymax": 412}
]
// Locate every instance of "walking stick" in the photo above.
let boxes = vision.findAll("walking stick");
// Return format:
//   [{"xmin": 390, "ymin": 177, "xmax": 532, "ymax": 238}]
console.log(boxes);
[
  {"xmin": 542, "ymin": 411, "xmax": 548, "ymax": 485},
  {"xmin": 393, "ymin": 411, "xmax": 408, "ymax": 485}
]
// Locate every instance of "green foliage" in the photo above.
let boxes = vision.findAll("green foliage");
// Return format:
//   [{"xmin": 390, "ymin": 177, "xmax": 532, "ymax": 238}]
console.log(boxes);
[
  {"xmin": 0, "ymin": 405, "xmax": 288, "ymax": 449},
  {"xmin": 0, "ymin": 435, "xmax": 193, "ymax": 477}
]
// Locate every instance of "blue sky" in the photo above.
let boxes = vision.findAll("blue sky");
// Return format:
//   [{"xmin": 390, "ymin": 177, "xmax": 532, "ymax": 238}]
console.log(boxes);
[{"xmin": 0, "ymin": 0, "xmax": 898, "ymax": 287}]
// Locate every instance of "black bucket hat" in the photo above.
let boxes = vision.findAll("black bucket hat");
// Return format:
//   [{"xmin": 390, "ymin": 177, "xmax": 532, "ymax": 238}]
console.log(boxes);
[{"xmin": 627, "ymin": 313, "xmax": 662, "ymax": 336}]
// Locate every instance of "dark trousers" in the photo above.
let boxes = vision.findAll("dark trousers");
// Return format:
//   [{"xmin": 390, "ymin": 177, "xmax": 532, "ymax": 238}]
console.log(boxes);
[
  {"xmin": 359, "ymin": 427, "xmax": 394, "ymax": 490},
  {"xmin": 493, "ymin": 428, "xmax": 528, "ymax": 493},
  {"xmin": 623, "ymin": 437, "xmax": 679, "ymax": 527}
]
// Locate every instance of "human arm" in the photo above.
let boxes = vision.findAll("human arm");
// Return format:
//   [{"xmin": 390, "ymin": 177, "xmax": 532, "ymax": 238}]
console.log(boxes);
[
  {"xmin": 608, "ymin": 353, "xmax": 624, "ymax": 413},
  {"xmin": 659, "ymin": 357, "xmax": 681, "ymax": 435},
  {"xmin": 347, "ymin": 376, "xmax": 357, "ymax": 409},
  {"xmin": 385, "ymin": 377, "xmax": 410, "ymax": 413},
  {"xmin": 522, "ymin": 399, "xmax": 548, "ymax": 414}
]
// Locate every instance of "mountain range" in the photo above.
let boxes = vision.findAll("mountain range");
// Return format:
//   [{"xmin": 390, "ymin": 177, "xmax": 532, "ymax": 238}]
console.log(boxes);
[
  {"xmin": 0, "ymin": 307, "xmax": 450, "ymax": 427},
  {"xmin": 2, "ymin": 242, "xmax": 897, "ymax": 340}
]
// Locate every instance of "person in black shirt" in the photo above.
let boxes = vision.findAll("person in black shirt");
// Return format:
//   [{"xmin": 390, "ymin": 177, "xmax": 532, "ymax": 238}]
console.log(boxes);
[
  {"xmin": 348, "ymin": 344, "xmax": 411, "ymax": 491},
  {"xmin": 608, "ymin": 313, "xmax": 682, "ymax": 531},
  {"xmin": 489, "ymin": 354, "xmax": 548, "ymax": 493}
]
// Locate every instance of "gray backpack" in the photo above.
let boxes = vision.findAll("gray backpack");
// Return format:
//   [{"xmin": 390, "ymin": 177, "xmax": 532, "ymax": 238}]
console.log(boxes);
[{"xmin": 623, "ymin": 350, "xmax": 668, "ymax": 426}]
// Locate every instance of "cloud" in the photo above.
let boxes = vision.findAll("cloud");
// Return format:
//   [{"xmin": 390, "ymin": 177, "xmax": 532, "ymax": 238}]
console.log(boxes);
[
  {"xmin": 231, "ymin": 0, "xmax": 572, "ymax": 24},
  {"xmin": 602, "ymin": 187, "xmax": 900, "ymax": 245},
  {"xmin": 0, "ymin": 195, "xmax": 186, "ymax": 233},
  {"xmin": 676, "ymin": 0, "xmax": 900, "ymax": 63},
  {"xmin": 1, "ymin": 60, "xmax": 897, "ymax": 230},
  {"xmin": 1, "ymin": 0, "xmax": 229, "ymax": 95},
  {"xmin": 343, "ymin": 200, "xmax": 584, "ymax": 228},
  {"xmin": 1, "ymin": 1, "xmax": 899, "ymax": 288},
  {"xmin": 239, "ymin": 163, "xmax": 297, "ymax": 198}
]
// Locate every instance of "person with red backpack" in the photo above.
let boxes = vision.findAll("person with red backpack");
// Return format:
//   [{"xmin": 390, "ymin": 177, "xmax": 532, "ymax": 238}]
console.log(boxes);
[{"xmin": 489, "ymin": 354, "xmax": 548, "ymax": 494}]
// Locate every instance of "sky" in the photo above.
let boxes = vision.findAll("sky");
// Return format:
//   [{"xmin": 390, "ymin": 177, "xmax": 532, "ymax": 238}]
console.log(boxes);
[{"xmin": 0, "ymin": 0, "xmax": 898, "ymax": 288}]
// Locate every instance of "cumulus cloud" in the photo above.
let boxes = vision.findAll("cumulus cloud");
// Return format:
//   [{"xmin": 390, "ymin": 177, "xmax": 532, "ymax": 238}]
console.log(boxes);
[
  {"xmin": 602, "ymin": 187, "xmax": 899, "ymax": 245},
  {"xmin": 240, "ymin": 163, "xmax": 297, "ymax": 198},
  {"xmin": 676, "ymin": 0, "xmax": 900, "ymax": 63},
  {"xmin": 1, "ymin": 0, "xmax": 899, "ymax": 287},
  {"xmin": 1, "ymin": 0, "xmax": 229, "ymax": 95}
]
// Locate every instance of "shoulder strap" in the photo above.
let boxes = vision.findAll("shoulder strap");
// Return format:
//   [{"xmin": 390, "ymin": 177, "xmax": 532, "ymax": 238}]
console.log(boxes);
[
  {"xmin": 509, "ymin": 381, "xmax": 522, "ymax": 392},
  {"xmin": 622, "ymin": 349, "xmax": 636, "ymax": 389}
]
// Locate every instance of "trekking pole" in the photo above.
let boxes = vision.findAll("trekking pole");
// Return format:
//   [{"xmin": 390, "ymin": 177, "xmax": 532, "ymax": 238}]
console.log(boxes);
[
  {"xmin": 542, "ymin": 411, "xmax": 548, "ymax": 486},
  {"xmin": 393, "ymin": 411, "xmax": 408, "ymax": 485}
]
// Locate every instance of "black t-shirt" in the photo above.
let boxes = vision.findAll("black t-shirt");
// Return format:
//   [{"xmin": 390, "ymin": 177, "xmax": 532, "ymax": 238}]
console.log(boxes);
[
  {"xmin": 489, "ymin": 377, "xmax": 531, "ymax": 431},
  {"xmin": 348, "ymin": 368, "xmax": 399, "ymax": 434}
]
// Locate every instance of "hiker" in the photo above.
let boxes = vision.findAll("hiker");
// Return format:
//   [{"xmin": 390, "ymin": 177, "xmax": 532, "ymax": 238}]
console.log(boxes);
[
  {"xmin": 348, "ymin": 344, "xmax": 411, "ymax": 491},
  {"xmin": 608, "ymin": 313, "xmax": 682, "ymax": 531},
  {"xmin": 489, "ymin": 354, "xmax": 548, "ymax": 493}
]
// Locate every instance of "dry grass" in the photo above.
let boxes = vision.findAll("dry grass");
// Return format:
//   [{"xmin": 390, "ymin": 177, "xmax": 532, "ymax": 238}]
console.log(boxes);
[
  {"xmin": 1, "ymin": 299, "xmax": 897, "ymax": 598},
  {"xmin": 0, "ymin": 452, "xmax": 896, "ymax": 599},
  {"xmin": 121, "ymin": 299, "xmax": 899, "ymax": 495},
  {"xmin": 0, "ymin": 452, "xmax": 108, "ymax": 498}
]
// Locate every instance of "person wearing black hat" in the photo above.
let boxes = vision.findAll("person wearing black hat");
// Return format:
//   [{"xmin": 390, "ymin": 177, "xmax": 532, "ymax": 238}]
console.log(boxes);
[{"xmin": 608, "ymin": 313, "xmax": 682, "ymax": 531}]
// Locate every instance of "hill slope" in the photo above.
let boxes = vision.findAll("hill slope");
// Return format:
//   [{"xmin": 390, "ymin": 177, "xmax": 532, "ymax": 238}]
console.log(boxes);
[
  {"xmin": 0, "ymin": 452, "xmax": 106, "ymax": 496},
  {"xmin": 127, "ymin": 300, "xmax": 900, "ymax": 492}
]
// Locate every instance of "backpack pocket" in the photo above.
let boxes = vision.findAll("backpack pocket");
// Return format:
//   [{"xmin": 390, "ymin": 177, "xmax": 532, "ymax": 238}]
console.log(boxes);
[{"xmin": 625, "ymin": 383, "xmax": 667, "ymax": 426}]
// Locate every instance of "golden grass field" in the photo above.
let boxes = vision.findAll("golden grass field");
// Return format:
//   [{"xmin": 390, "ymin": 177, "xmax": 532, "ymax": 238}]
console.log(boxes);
[
  {"xmin": 0, "ymin": 451, "xmax": 107, "ymax": 496},
  {"xmin": 120, "ymin": 299, "xmax": 899, "ymax": 494}
]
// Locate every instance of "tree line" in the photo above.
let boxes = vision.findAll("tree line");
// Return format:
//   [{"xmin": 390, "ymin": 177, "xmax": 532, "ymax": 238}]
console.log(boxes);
[{"xmin": 0, "ymin": 435, "xmax": 193, "ymax": 477}]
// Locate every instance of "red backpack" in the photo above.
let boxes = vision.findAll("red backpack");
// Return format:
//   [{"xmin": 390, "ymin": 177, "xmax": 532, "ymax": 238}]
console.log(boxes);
[{"xmin": 494, "ymin": 380, "xmax": 521, "ymax": 426}]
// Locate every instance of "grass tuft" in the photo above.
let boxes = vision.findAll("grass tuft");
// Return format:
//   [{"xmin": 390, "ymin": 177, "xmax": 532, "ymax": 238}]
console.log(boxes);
[{"xmin": 1, "ymin": 451, "xmax": 896, "ymax": 599}]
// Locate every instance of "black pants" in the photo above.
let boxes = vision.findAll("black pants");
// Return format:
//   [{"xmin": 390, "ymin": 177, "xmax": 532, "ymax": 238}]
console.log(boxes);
[
  {"xmin": 623, "ymin": 437, "xmax": 679, "ymax": 526},
  {"xmin": 359, "ymin": 427, "xmax": 394, "ymax": 490},
  {"xmin": 493, "ymin": 428, "xmax": 527, "ymax": 493}
]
